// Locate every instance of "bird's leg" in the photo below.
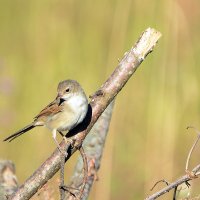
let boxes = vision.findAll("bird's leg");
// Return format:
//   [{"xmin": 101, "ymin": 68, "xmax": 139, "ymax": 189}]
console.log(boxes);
[
  {"xmin": 58, "ymin": 131, "xmax": 71, "ymax": 145},
  {"xmin": 52, "ymin": 129, "xmax": 67, "ymax": 157},
  {"xmin": 58, "ymin": 130, "xmax": 65, "ymax": 137}
]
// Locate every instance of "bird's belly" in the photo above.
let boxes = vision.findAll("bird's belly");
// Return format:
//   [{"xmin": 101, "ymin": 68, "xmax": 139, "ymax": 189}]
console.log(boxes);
[
  {"xmin": 46, "ymin": 110, "xmax": 86, "ymax": 132},
  {"xmin": 45, "ymin": 111, "xmax": 75, "ymax": 131},
  {"xmin": 45, "ymin": 96, "xmax": 88, "ymax": 132}
]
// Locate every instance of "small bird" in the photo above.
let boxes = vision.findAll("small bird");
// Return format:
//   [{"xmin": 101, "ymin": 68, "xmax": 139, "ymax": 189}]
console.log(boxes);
[{"xmin": 3, "ymin": 80, "xmax": 88, "ymax": 152}]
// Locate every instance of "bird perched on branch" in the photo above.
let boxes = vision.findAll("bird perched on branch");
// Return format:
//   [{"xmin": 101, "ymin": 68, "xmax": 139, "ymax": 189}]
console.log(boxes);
[{"xmin": 3, "ymin": 80, "xmax": 88, "ymax": 153}]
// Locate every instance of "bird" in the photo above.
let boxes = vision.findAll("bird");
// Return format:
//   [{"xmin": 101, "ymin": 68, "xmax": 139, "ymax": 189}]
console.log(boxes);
[{"xmin": 3, "ymin": 80, "xmax": 88, "ymax": 153}]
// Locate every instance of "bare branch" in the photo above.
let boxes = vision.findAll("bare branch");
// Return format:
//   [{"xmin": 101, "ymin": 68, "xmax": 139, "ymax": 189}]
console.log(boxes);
[
  {"xmin": 145, "ymin": 172, "xmax": 197, "ymax": 200},
  {"xmin": 9, "ymin": 28, "xmax": 161, "ymax": 200},
  {"xmin": 146, "ymin": 127, "xmax": 200, "ymax": 200}
]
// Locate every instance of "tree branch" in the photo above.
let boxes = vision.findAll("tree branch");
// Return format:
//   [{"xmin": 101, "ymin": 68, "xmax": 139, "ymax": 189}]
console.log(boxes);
[
  {"xmin": 0, "ymin": 160, "xmax": 18, "ymax": 200},
  {"xmin": 145, "ymin": 167, "xmax": 200, "ymax": 200},
  {"xmin": 9, "ymin": 27, "xmax": 161, "ymax": 200},
  {"xmin": 146, "ymin": 128, "xmax": 200, "ymax": 200}
]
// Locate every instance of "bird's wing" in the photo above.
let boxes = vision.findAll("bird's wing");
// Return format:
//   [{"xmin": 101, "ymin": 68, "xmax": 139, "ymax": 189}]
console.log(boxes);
[{"xmin": 34, "ymin": 98, "xmax": 63, "ymax": 120}]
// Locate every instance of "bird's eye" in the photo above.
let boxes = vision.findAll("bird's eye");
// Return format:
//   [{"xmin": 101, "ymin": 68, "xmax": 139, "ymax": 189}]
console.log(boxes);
[{"xmin": 65, "ymin": 88, "xmax": 70, "ymax": 93}]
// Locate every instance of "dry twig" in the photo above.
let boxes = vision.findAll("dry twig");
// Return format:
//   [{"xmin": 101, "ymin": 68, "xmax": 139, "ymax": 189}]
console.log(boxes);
[
  {"xmin": 186, "ymin": 126, "xmax": 200, "ymax": 173},
  {"xmin": 150, "ymin": 179, "xmax": 169, "ymax": 191},
  {"xmin": 78, "ymin": 147, "xmax": 88, "ymax": 199},
  {"xmin": 146, "ymin": 128, "xmax": 200, "ymax": 200}
]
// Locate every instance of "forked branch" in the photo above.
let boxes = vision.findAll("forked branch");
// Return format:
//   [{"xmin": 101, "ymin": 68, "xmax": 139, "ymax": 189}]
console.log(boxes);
[{"xmin": 9, "ymin": 28, "xmax": 161, "ymax": 200}]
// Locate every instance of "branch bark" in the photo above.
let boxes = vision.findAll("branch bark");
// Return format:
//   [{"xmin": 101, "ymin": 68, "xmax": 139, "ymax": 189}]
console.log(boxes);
[
  {"xmin": 0, "ymin": 160, "xmax": 18, "ymax": 200},
  {"xmin": 9, "ymin": 27, "xmax": 161, "ymax": 200}
]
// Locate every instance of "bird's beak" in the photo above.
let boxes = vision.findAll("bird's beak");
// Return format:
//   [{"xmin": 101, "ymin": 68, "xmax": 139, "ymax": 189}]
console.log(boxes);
[
  {"xmin": 57, "ymin": 93, "xmax": 66, "ymax": 103},
  {"xmin": 56, "ymin": 93, "xmax": 62, "ymax": 99}
]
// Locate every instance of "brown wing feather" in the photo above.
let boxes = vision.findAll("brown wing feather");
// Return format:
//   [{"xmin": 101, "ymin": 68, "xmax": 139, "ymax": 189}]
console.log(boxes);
[{"xmin": 34, "ymin": 98, "xmax": 63, "ymax": 120}]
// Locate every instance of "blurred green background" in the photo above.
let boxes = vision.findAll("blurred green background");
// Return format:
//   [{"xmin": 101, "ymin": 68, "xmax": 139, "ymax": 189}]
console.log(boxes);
[{"xmin": 1, "ymin": 0, "xmax": 200, "ymax": 199}]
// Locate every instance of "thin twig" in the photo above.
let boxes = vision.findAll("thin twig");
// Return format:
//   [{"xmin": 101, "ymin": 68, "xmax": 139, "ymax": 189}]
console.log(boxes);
[
  {"xmin": 60, "ymin": 141, "xmax": 71, "ymax": 200},
  {"xmin": 60, "ymin": 153, "xmax": 66, "ymax": 200},
  {"xmin": 150, "ymin": 179, "xmax": 169, "ymax": 191},
  {"xmin": 60, "ymin": 186, "xmax": 79, "ymax": 191},
  {"xmin": 186, "ymin": 126, "xmax": 200, "ymax": 172},
  {"xmin": 192, "ymin": 164, "xmax": 200, "ymax": 174},
  {"xmin": 145, "ymin": 174, "xmax": 193, "ymax": 200},
  {"xmin": 78, "ymin": 147, "xmax": 88, "ymax": 200},
  {"xmin": 173, "ymin": 186, "xmax": 177, "ymax": 200},
  {"xmin": 145, "ymin": 127, "xmax": 200, "ymax": 200}
]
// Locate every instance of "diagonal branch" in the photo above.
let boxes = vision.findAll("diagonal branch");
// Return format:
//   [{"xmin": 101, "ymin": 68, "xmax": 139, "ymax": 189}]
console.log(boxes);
[
  {"xmin": 146, "ymin": 128, "xmax": 200, "ymax": 200},
  {"xmin": 145, "ymin": 165, "xmax": 200, "ymax": 200},
  {"xmin": 10, "ymin": 27, "xmax": 162, "ymax": 200}
]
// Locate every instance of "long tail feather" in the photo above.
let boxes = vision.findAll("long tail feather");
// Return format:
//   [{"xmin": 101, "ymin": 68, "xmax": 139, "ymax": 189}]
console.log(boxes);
[{"xmin": 4, "ymin": 123, "xmax": 35, "ymax": 142}]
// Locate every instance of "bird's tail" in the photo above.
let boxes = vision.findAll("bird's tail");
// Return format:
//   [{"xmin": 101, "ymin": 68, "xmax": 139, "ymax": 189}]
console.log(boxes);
[{"xmin": 3, "ymin": 123, "xmax": 36, "ymax": 142}]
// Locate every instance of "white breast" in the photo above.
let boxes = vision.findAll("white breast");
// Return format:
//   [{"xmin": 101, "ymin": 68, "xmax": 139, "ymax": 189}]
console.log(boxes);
[{"xmin": 59, "ymin": 95, "xmax": 88, "ymax": 131}]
